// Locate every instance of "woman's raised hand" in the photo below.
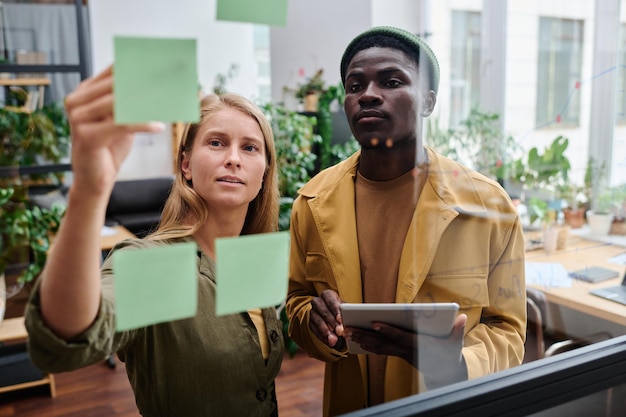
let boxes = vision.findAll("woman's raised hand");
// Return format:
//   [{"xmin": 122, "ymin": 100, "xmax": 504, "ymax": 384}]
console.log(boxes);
[{"xmin": 64, "ymin": 65, "xmax": 165, "ymax": 196}]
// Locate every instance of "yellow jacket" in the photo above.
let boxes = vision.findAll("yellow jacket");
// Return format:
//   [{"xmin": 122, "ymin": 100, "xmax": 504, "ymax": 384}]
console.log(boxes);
[{"xmin": 286, "ymin": 148, "xmax": 526, "ymax": 416}]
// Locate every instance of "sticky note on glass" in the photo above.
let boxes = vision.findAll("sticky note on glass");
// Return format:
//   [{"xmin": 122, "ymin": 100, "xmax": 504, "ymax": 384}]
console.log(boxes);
[
  {"xmin": 216, "ymin": 0, "xmax": 288, "ymax": 26},
  {"xmin": 113, "ymin": 242, "xmax": 198, "ymax": 331},
  {"xmin": 215, "ymin": 232, "xmax": 289, "ymax": 316},
  {"xmin": 113, "ymin": 36, "xmax": 200, "ymax": 124}
]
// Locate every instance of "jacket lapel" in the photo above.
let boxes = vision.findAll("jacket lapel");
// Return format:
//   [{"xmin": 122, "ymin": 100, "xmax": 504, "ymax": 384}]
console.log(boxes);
[
  {"xmin": 306, "ymin": 158, "xmax": 364, "ymax": 303},
  {"xmin": 395, "ymin": 149, "xmax": 488, "ymax": 303}
]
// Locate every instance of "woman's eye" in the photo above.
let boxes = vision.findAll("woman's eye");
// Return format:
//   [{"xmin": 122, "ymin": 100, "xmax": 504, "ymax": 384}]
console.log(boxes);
[
  {"xmin": 243, "ymin": 144, "xmax": 260, "ymax": 152},
  {"xmin": 209, "ymin": 139, "xmax": 222, "ymax": 147}
]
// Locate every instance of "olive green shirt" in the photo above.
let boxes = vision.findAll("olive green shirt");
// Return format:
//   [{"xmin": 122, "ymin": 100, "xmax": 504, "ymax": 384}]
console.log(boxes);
[{"xmin": 25, "ymin": 237, "xmax": 284, "ymax": 417}]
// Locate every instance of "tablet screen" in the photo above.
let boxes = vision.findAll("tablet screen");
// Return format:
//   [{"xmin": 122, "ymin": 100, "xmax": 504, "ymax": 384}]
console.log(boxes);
[{"xmin": 339, "ymin": 303, "xmax": 460, "ymax": 354}]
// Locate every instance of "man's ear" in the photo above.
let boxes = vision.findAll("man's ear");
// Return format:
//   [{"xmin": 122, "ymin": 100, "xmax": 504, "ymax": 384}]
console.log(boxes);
[
  {"xmin": 181, "ymin": 152, "xmax": 192, "ymax": 180},
  {"xmin": 421, "ymin": 90, "xmax": 437, "ymax": 117}
]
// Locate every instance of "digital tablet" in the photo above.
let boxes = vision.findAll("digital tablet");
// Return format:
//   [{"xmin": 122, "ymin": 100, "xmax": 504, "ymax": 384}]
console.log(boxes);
[{"xmin": 339, "ymin": 303, "xmax": 460, "ymax": 354}]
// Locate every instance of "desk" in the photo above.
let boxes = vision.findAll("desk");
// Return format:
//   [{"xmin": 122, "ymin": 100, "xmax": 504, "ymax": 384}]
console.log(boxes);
[
  {"xmin": 526, "ymin": 235, "xmax": 626, "ymax": 326},
  {"xmin": 0, "ymin": 317, "xmax": 56, "ymax": 396},
  {"xmin": 101, "ymin": 225, "xmax": 136, "ymax": 251}
]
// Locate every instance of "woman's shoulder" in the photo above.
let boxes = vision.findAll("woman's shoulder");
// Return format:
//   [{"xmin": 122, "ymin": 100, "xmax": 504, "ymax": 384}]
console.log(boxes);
[{"xmin": 103, "ymin": 236, "xmax": 195, "ymax": 266}]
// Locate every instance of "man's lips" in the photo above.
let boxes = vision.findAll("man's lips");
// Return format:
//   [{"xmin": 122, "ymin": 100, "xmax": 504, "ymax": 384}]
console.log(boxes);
[{"xmin": 355, "ymin": 109, "xmax": 386, "ymax": 122}]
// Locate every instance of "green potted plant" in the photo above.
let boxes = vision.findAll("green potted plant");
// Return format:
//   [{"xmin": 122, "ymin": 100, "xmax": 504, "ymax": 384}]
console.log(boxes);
[
  {"xmin": 293, "ymin": 68, "xmax": 325, "ymax": 112},
  {"xmin": 525, "ymin": 135, "xmax": 571, "ymax": 198},
  {"xmin": 559, "ymin": 182, "xmax": 587, "ymax": 228},
  {"xmin": 0, "ymin": 184, "xmax": 65, "ymax": 323},
  {"xmin": 0, "ymin": 102, "xmax": 71, "ymax": 186}
]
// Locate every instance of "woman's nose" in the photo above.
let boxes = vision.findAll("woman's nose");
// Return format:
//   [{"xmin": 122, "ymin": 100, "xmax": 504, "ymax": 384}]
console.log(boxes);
[{"xmin": 225, "ymin": 148, "xmax": 242, "ymax": 167}]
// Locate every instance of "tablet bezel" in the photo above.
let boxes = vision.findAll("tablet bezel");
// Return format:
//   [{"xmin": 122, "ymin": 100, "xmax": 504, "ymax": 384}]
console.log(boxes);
[{"xmin": 339, "ymin": 302, "xmax": 460, "ymax": 354}]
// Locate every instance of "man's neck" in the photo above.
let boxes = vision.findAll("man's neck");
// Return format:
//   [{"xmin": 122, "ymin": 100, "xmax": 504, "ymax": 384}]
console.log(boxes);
[{"xmin": 358, "ymin": 142, "xmax": 426, "ymax": 181}]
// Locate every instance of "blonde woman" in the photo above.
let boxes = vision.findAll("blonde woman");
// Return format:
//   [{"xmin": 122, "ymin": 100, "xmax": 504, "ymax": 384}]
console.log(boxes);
[{"xmin": 25, "ymin": 66, "xmax": 284, "ymax": 416}]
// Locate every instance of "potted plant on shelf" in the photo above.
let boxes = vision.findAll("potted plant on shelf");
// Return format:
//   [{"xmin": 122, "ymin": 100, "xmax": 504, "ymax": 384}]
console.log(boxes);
[
  {"xmin": 0, "ymin": 184, "xmax": 65, "ymax": 324},
  {"xmin": 294, "ymin": 68, "xmax": 325, "ymax": 113},
  {"xmin": 0, "ymin": 102, "xmax": 71, "ymax": 186}
]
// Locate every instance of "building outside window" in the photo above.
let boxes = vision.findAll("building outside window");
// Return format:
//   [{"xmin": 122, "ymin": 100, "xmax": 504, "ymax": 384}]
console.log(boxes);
[
  {"xmin": 254, "ymin": 25, "xmax": 272, "ymax": 104},
  {"xmin": 449, "ymin": 10, "xmax": 481, "ymax": 128},
  {"xmin": 536, "ymin": 17, "xmax": 584, "ymax": 128},
  {"xmin": 618, "ymin": 23, "xmax": 626, "ymax": 124}
]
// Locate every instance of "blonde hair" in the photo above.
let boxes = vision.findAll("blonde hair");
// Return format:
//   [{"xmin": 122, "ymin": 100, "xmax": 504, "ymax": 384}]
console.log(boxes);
[{"xmin": 148, "ymin": 94, "xmax": 279, "ymax": 240}]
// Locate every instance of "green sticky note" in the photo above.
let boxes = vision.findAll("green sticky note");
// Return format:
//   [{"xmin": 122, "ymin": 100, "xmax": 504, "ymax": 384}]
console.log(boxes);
[
  {"xmin": 113, "ymin": 242, "xmax": 198, "ymax": 331},
  {"xmin": 113, "ymin": 36, "xmax": 200, "ymax": 124},
  {"xmin": 216, "ymin": 0, "xmax": 288, "ymax": 26},
  {"xmin": 215, "ymin": 232, "xmax": 290, "ymax": 316}
]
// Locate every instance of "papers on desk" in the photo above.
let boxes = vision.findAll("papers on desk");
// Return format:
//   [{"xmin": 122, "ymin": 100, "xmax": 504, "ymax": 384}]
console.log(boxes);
[
  {"xmin": 525, "ymin": 262, "xmax": 572, "ymax": 288},
  {"xmin": 608, "ymin": 252, "xmax": 626, "ymax": 266}
]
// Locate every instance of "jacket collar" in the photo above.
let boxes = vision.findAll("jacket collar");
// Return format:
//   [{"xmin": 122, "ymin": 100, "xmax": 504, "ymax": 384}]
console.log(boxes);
[{"xmin": 298, "ymin": 147, "xmax": 491, "ymax": 303}]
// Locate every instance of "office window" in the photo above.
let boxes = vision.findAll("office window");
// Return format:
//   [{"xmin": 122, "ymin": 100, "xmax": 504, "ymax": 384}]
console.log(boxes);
[
  {"xmin": 254, "ymin": 25, "xmax": 272, "ymax": 103},
  {"xmin": 449, "ymin": 10, "xmax": 481, "ymax": 127},
  {"xmin": 536, "ymin": 17, "xmax": 584, "ymax": 127},
  {"xmin": 618, "ymin": 23, "xmax": 626, "ymax": 124}
]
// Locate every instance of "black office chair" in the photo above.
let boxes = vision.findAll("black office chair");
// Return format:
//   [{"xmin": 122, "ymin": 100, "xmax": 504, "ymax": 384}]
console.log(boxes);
[
  {"xmin": 525, "ymin": 287, "xmax": 614, "ymax": 416},
  {"xmin": 525, "ymin": 287, "xmax": 612, "ymax": 362}
]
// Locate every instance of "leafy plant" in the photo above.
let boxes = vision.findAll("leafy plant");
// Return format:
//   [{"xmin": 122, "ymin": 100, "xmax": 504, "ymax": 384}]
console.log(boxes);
[
  {"xmin": 426, "ymin": 108, "xmax": 522, "ymax": 181},
  {"xmin": 294, "ymin": 68, "xmax": 325, "ymax": 100},
  {"xmin": 526, "ymin": 135, "xmax": 570, "ymax": 191},
  {"xmin": 0, "ymin": 185, "xmax": 65, "ymax": 284},
  {"xmin": 212, "ymin": 63, "xmax": 239, "ymax": 96},
  {"xmin": 260, "ymin": 102, "xmax": 320, "ymax": 231},
  {"xmin": 0, "ymin": 103, "xmax": 70, "ymax": 184},
  {"xmin": 316, "ymin": 83, "xmax": 346, "ymax": 170}
]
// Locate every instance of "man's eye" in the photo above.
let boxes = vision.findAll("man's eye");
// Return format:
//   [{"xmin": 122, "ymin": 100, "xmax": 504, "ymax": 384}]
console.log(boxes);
[
  {"xmin": 347, "ymin": 82, "xmax": 361, "ymax": 93},
  {"xmin": 385, "ymin": 79, "xmax": 401, "ymax": 87}
]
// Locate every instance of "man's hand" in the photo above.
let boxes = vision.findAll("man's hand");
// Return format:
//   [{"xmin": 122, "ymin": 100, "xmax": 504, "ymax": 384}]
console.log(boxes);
[
  {"xmin": 309, "ymin": 290, "xmax": 346, "ymax": 349},
  {"xmin": 344, "ymin": 314, "xmax": 468, "ymax": 387}
]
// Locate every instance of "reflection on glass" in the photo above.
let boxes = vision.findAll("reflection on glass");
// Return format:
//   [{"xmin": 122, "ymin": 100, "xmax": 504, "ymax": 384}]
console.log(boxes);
[{"xmin": 528, "ymin": 383, "xmax": 626, "ymax": 417}]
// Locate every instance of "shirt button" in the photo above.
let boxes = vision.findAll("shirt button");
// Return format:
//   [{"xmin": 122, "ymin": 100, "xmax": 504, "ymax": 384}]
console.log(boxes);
[
  {"xmin": 256, "ymin": 388, "xmax": 267, "ymax": 401},
  {"xmin": 270, "ymin": 330, "xmax": 280, "ymax": 343}
]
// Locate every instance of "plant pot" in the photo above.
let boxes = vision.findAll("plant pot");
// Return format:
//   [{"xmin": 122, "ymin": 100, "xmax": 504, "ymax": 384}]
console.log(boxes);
[
  {"xmin": 303, "ymin": 93, "xmax": 319, "ymax": 112},
  {"xmin": 586, "ymin": 210, "xmax": 614, "ymax": 236},
  {"xmin": 610, "ymin": 219, "xmax": 626, "ymax": 235},
  {"xmin": 563, "ymin": 208, "xmax": 585, "ymax": 229}
]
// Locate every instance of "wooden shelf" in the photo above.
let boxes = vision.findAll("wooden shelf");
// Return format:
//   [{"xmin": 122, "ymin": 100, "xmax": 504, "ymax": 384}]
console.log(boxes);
[
  {"xmin": 0, "ymin": 77, "xmax": 50, "ymax": 87},
  {"xmin": 0, "ymin": 317, "xmax": 27, "ymax": 344},
  {"xmin": 0, "ymin": 317, "xmax": 56, "ymax": 397},
  {"xmin": 0, "ymin": 374, "xmax": 56, "ymax": 396}
]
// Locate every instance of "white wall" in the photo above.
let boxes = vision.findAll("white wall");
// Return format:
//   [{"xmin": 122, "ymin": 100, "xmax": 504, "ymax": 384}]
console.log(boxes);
[
  {"xmin": 89, "ymin": 0, "xmax": 258, "ymax": 179},
  {"xmin": 269, "ymin": 0, "xmax": 372, "ymax": 110}
]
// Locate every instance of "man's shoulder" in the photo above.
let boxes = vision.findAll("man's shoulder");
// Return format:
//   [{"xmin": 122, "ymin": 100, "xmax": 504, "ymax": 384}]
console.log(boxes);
[
  {"xmin": 299, "ymin": 152, "xmax": 360, "ymax": 197},
  {"xmin": 427, "ymin": 149, "xmax": 515, "ymax": 211}
]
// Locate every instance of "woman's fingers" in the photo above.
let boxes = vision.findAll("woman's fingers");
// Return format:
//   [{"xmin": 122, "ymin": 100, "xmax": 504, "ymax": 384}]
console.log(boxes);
[{"xmin": 71, "ymin": 118, "xmax": 165, "ymax": 145}]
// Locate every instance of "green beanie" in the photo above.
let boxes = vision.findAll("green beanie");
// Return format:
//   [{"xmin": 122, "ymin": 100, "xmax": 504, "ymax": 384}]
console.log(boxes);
[{"xmin": 340, "ymin": 26, "xmax": 440, "ymax": 94}]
